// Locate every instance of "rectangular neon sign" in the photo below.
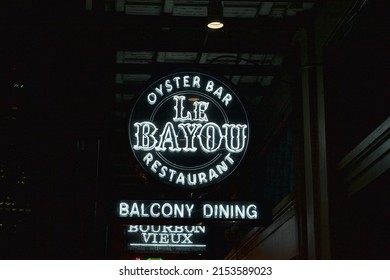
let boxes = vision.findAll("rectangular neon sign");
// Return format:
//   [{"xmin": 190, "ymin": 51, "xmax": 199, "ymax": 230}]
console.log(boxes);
[
  {"xmin": 126, "ymin": 225, "xmax": 207, "ymax": 252},
  {"xmin": 117, "ymin": 200, "xmax": 260, "ymax": 221}
]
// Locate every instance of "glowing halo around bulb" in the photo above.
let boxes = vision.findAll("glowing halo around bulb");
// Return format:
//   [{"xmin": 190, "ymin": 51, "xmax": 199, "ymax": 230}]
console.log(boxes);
[
  {"xmin": 207, "ymin": 21, "xmax": 224, "ymax": 29},
  {"xmin": 128, "ymin": 71, "xmax": 250, "ymax": 189}
]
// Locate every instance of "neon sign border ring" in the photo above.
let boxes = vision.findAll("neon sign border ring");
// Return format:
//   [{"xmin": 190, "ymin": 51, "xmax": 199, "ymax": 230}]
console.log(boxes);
[{"xmin": 128, "ymin": 71, "xmax": 250, "ymax": 189}]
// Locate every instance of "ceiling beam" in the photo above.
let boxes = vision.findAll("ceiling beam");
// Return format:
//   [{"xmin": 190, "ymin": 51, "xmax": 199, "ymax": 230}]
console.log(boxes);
[
  {"xmin": 95, "ymin": 14, "xmax": 303, "ymax": 53},
  {"xmin": 114, "ymin": 62, "xmax": 283, "ymax": 76},
  {"xmin": 110, "ymin": 37, "xmax": 289, "ymax": 53},
  {"xmin": 102, "ymin": 14, "xmax": 307, "ymax": 30}
]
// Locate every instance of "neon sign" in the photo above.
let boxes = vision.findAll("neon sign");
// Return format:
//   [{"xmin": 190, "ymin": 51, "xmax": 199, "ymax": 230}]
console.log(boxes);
[
  {"xmin": 129, "ymin": 72, "xmax": 249, "ymax": 188},
  {"xmin": 118, "ymin": 200, "xmax": 259, "ymax": 221},
  {"xmin": 126, "ymin": 225, "xmax": 207, "ymax": 252}
]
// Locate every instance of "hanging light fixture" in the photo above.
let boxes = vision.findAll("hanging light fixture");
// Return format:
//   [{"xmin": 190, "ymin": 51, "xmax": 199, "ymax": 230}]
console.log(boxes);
[{"xmin": 207, "ymin": 1, "xmax": 224, "ymax": 29}]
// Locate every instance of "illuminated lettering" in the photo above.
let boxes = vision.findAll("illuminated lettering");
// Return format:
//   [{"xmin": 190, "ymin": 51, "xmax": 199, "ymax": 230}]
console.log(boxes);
[
  {"xmin": 205, "ymin": 81, "xmax": 232, "ymax": 106},
  {"xmin": 224, "ymin": 153, "xmax": 234, "ymax": 165},
  {"xmin": 133, "ymin": 122, "xmax": 157, "ymax": 151},
  {"xmin": 155, "ymin": 122, "xmax": 181, "ymax": 152},
  {"xmin": 171, "ymin": 234, "xmax": 180, "ymax": 244},
  {"xmin": 150, "ymin": 203, "xmax": 160, "ymax": 218},
  {"xmin": 144, "ymin": 75, "xmax": 234, "ymax": 107},
  {"xmin": 173, "ymin": 96, "xmax": 209, "ymax": 122},
  {"xmin": 176, "ymin": 172, "xmax": 185, "ymax": 185},
  {"xmin": 216, "ymin": 161, "xmax": 228, "ymax": 174},
  {"xmin": 223, "ymin": 124, "xmax": 248, "ymax": 153},
  {"xmin": 203, "ymin": 204, "xmax": 212, "ymax": 218},
  {"xmin": 202, "ymin": 203, "xmax": 258, "ymax": 219},
  {"xmin": 193, "ymin": 101, "xmax": 209, "ymax": 122},
  {"xmin": 160, "ymin": 234, "xmax": 169, "ymax": 243},
  {"xmin": 173, "ymin": 95, "xmax": 193, "ymax": 122},
  {"xmin": 128, "ymin": 225, "xmax": 206, "ymax": 234},
  {"xmin": 128, "ymin": 203, "xmax": 151, "ymax": 218},
  {"xmin": 209, "ymin": 168, "xmax": 219, "ymax": 181},
  {"xmin": 119, "ymin": 201, "xmax": 258, "ymax": 220},
  {"xmin": 119, "ymin": 202, "xmax": 129, "ymax": 216},
  {"xmin": 150, "ymin": 160, "xmax": 162, "ymax": 173},
  {"xmin": 165, "ymin": 79, "xmax": 173, "ymax": 93},
  {"xmin": 147, "ymin": 93, "xmax": 157, "ymax": 105},
  {"xmin": 198, "ymin": 172, "xmax": 207, "ymax": 184},
  {"xmin": 168, "ymin": 169, "xmax": 177, "ymax": 182},
  {"xmin": 198, "ymin": 122, "xmax": 223, "ymax": 153},
  {"xmin": 187, "ymin": 173, "xmax": 197, "ymax": 186},
  {"xmin": 127, "ymin": 225, "xmax": 206, "ymax": 250},
  {"xmin": 141, "ymin": 155, "xmax": 235, "ymax": 187},
  {"xmin": 181, "ymin": 234, "xmax": 192, "ymax": 244},
  {"xmin": 221, "ymin": 93, "xmax": 232, "ymax": 106},
  {"xmin": 192, "ymin": 76, "xmax": 201, "ymax": 88},
  {"xmin": 161, "ymin": 203, "xmax": 173, "ymax": 217},
  {"xmin": 213, "ymin": 86, "xmax": 223, "ymax": 99},
  {"xmin": 154, "ymin": 84, "xmax": 164, "ymax": 96},
  {"xmin": 174, "ymin": 204, "xmax": 184, "ymax": 218},
  {"xmin": 173, "ymin": 76, "xmax": 181, "ymax": 88},
  {"xmin": 134, "ymin": 120, "xmax": 247, "ymax": 155},
  {"xmin": 119, "ymin": 202, "xmax": 196, "ymax": 219},
  {"xmin": 143, "ymin": 153, "xmax": 153, "ymax": 166},
  {"xmin": 158, "ymin": 166, "xmax": 168, "ymax": 178},
  {"xmin": 129, "ymin": 203, "xmax": 140, "ymax": 217},
  {"xmin": 183, "ymin": 75, "xmax": 190, "ymax": 87},
  {"xmin": 129, "ymin": 72, "xmax": 249, "ymax": 188},
  {"xmin": 141, "ymin": 233, "xmax": 153, "ymax": 243},
  {"xmin": 146, "ymin": 76, "xmax": 204, "ymax": 106},
  {"xmin": 247, "ymin": 204, "xmax": 258, "ymax": 219},
  {"xmin": 206, "ymin": 80, "xmax": 214, "ymax": 92},
  {"xmin": 177, "ymin": 123, "xmax": 201, "ymax": 152},
  {"xmin": 185, "ymin": 204, "xmax": 194, "ymax": 217}
]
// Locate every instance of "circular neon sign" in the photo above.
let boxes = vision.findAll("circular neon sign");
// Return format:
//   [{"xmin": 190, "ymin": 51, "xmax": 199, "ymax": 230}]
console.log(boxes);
[{"xmin": 128, "ymin": 72, "xmax": 249, "ymax": 189}]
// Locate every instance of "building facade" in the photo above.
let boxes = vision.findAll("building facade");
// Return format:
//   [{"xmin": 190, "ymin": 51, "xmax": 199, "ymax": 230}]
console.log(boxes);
[{"xmin": 1, "ymin": 0, "xmax": 388, "ymax": 259}]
